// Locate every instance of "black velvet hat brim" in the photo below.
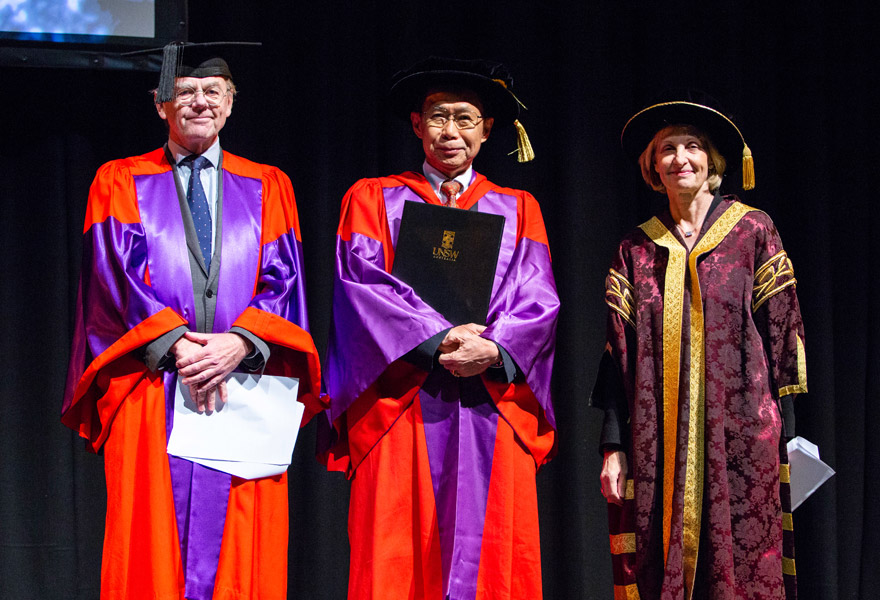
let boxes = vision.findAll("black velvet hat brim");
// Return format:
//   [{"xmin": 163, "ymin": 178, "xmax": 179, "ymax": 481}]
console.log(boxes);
[
  {"xmin": 620, "ymin": 101, "xmax": 745, "ymax": 164},
  {"xmin": 389, "ymin": 70, "xmax": 519, "ymax": 127}
]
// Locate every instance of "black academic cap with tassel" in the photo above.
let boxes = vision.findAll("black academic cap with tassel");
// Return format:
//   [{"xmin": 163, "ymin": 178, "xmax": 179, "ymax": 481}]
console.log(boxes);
[
  {"xmin": 621, "ymin": 90, "xmax": 755, "ymax": 190},
  {"xmin": 389, "ymin": 56, "xmax": 535, "ymax": 163},
  {"xmin": 124, "ymin": 41, "xmax": 261, "ymax": 104}
]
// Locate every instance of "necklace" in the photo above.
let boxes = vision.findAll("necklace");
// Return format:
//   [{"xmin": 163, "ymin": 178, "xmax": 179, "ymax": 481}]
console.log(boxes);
[{"xmin": 676, "ymin": 223, "xmax": 696, "ymax": 238}]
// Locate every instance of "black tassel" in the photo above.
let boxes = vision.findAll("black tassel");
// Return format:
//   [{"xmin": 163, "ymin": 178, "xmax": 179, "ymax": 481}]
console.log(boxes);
[{"xmin": 156, "ymin": 42, "xmax": 183, "ymax": 103}]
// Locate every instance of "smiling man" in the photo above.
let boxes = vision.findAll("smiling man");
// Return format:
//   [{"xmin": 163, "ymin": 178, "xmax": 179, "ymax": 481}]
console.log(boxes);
[
  {"xmin": 321, "ymin": 57, "xmax": 560, "ymax": 600},
  {"xmin": 61, "ymin": 43, "xmax": 322, "ymax": 600}
]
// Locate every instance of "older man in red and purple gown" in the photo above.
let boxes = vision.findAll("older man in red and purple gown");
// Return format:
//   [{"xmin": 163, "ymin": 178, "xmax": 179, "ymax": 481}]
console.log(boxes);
[
  {"xmin": 61, "ymin": 43, "xmax": 322, "ymax": 600},
  {"xmin": 320, "ymin": 57, "xmax": 560, "ymax": 600}
]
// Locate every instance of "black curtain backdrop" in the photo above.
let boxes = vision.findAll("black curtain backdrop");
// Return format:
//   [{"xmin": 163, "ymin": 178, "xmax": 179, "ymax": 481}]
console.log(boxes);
[{"xmin": 1, "ymin": 2, "xmax": 876, "ymax": 598}]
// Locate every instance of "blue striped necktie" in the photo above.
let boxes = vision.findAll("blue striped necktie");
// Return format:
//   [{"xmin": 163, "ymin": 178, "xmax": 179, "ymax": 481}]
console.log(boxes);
[{"xmin": 181, "ymin": 155, "xmax": 213, "ymax": 271}]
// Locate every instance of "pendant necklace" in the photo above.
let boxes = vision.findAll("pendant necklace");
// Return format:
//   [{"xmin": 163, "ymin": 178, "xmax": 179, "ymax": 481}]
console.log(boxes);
[{"xmin": 676, "ymin": 223, "xmax": 696, "ymax": 238}]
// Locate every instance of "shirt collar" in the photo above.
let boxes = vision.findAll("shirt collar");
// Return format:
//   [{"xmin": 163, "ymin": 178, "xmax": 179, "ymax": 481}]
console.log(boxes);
[
  {"xmin": 167, "ymin": 138, "xmax": 222, "ymax": 169},
  {"xmin": 422, "ymin": 161, "xmax": 474, "ymax": 200}
]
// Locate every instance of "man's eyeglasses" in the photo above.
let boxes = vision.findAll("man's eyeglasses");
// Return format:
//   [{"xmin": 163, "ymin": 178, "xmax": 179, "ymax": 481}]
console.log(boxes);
[
  {"xmin": 174, "ymin": 85, "xmax": 230, "ymax": 107},
  {"xmin": 423, "ymin": 111, "xmax": 484, "ymax": 130}
]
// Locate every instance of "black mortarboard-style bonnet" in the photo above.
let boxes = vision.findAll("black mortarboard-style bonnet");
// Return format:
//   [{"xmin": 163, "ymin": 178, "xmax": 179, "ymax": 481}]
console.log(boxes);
[{"xmin": 621, "ymin": 90, "xmax": 755, "ymax": 190}]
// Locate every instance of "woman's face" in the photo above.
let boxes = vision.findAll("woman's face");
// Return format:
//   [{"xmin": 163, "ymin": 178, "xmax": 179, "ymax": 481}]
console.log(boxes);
[{"xmin": 653, "ymin": 131, "xmax": 711, "ymax": 195}]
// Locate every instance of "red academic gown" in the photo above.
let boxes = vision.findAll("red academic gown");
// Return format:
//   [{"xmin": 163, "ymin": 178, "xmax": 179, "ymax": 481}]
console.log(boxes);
[
  {"xmin": 321, "ymin": 172, "xmax": 559, "ymax": 600},
  {"xmin": 62, "ymin": 148, "xmax": 322, "ymax": 600}
]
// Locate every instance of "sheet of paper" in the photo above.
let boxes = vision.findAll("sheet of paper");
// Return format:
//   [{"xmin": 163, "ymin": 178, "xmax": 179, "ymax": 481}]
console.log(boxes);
[
  {"xmin": 177, "ymin": 457, "xmax": 290, "ymax": 480},
  {"xmin": 167, "ymin": 373, "xmax": 303, "ymax": 479},
  {"xmin": 787, "ymin": 436, "xmax": 835, "ymax": 510}
]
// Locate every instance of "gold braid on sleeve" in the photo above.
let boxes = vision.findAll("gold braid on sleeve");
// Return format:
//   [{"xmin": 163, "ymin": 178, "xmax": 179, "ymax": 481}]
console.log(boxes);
[
  {"xmin": 605, "ymin": 268, "xmax": 636, "ymax": 328},
  {"xmin": 753, "ymin": 250, "xmax": 797, "ymax": 312}
]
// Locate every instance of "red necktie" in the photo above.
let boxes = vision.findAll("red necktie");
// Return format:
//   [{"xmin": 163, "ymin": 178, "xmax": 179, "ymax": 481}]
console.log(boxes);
[{"xmin": 440, "ymin": 179, "xmax": 462, "ymax": 208}]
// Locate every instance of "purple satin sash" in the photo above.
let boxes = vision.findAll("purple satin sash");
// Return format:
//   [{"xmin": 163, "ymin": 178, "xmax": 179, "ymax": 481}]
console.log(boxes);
[
  {"xmin": 136, "ymin": 168, "xmax": 263, "ymax": 600},
  {"xmin": 419, "ymin": 372, "xmax": 498, "ymax": 600},
  {"xmin": 384, "ymin": 184, "xmax": 508, "ymax": 598}
]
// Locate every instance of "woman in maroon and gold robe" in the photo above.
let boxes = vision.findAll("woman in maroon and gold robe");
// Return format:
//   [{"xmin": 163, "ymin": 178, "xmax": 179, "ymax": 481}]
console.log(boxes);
[{"xmin": 592, "ymin": 95, "xmax": 807, "ymax": 600}]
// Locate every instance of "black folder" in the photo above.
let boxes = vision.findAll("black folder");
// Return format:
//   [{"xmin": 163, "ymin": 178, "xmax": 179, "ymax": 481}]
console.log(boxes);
[{"xmin": 392, "ymin": 201, "xmax": 505, "ymax": 325}]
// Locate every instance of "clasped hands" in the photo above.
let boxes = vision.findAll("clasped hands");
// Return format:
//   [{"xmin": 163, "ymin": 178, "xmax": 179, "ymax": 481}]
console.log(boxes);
[
  {"xmin": 436, "ymin": 323, "xmax": 500, "ymax": 378},
  {"xmin": 171, "ymin": 331, "xmax": 253, "ymax": 413}
]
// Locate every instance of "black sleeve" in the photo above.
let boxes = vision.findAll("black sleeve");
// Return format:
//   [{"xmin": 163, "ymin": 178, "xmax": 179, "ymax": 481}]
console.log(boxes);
[
  {"xmin": 781, "ymin": 394, "xmax": 796, "ymax": 440},
  {"xmin": 485, "ymin": 343, "xmax": 519, "ymax": 383},
  {"xmin": 590, "ymin": 350, "xmax": 629, "ymax": 454},
  {"xmin": 400, "ymin": 328, "xmax": 451, "ymax": 372}
]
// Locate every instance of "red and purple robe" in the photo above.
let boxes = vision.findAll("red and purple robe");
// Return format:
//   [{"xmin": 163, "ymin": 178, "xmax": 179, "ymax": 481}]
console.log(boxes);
[
  {"xmin": 320, "ymin": 171, "xmax": 559, "ymax": 600},
  {"xmin": 595, "ymin": 196, "xmax": 807, "ymax": 600},
  {"xmin": 61, "ymin": 148, "xmax": 322, "ymax": 600}
]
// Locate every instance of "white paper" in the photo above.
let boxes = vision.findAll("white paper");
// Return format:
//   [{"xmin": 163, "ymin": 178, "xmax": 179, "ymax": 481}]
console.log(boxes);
[
  {"xmin": 787, "ymin": 436, "xmax": 835, "ymax": 510},
  {"xmin": 167, "ymin": 373, "xmax": 303, "ymax": 479},
  {"xmin": 180, "ymin": 457, "xmax": 290, "ymax": 480}
]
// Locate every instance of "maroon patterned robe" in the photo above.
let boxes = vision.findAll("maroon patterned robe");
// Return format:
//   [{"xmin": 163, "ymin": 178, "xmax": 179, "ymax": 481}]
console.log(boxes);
[{"xmin": 595, "ymin": 196, "xmax": 807, "ymax": 600}]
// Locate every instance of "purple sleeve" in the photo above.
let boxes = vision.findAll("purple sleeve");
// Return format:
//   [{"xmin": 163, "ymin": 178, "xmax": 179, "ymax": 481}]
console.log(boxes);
[
  {"xmin": 325, "ymin": 223, "xmax": 451, "ymax": 420},
  {"xmin": 481, "ymin": 232, "xmax": 560, "ymax": 427}
]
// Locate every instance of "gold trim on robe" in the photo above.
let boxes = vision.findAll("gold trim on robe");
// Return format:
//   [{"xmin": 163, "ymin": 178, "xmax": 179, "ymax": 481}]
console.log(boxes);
[
  {"xmin": 610, "ymin": 533, "xmax": 637, "ymax": 555},
  {"xmin": 614, "ymin": 583, "xmax": 642, "ymax": 600},
  {"xmin": 779, "ymin": 335, "xmax": 808, "ymax": 397},
  {"xmin": 780, "ymin": 463, "xmax": 791, "ymax": 484},
  {"xmin": 640, "ymin": 202, "xmax": 757, "ymax": 599},
  {"xmin": 753, "ymin": 250, "xmax": 797, "ymax": 312},
  {"xmin": 638, "ymin": 217, "xmax": 686, "ymax": 568},
  {"xmin": 605, "ymin": 268, "xmax": 637, "ymax": 329}
]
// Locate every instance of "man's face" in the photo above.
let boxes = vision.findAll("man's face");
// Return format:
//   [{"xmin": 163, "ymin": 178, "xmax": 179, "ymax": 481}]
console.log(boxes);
[
  {"xmin": 410, "ymin": 90, "xmax": 494, "ymax": 178},
  {"xmin": 156, "ymin": 76, "xmax": 233, "ymax": 154}
]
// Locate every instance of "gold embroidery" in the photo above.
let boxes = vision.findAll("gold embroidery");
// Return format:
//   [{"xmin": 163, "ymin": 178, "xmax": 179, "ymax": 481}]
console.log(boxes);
[
  {"xmin": 606, "ymin": 268, "xmax": 636, "ymax": 328},
  {"xmin": 671, "ymin": 203, "xmax": 758, "ymax": 599},
  {"xmin": 779, "ymin": 335, "xmax": 808, "ymax": 396},
  {"xmin": 639, "ymin": 204, "xmax": 757, "ymax": 597},
  {"xmin": 609, "ymin": 533, "xmax": 636, "ymax": 555},
  {"xmin": 780, "ymin": 463, "xmax": 791, "ymax": 484},
  {"xmin": 625, "ymin": 478, "xmax": 635, "ymax": 500},
  {"xmin": 753, "ymin": 250, "xmax": 797, "ymax": 312},
  {"xmin": 782, "ymin": 512, "xmax": 794, "ymax": 531},
  {"xmin": 614, "ymin": 584, "xmax": 642, "ymax": 600},
  {"xmin": 639, "ymin": 216, "xmax": 686, "ymax": 567},
  {"xmin": 782, "ymin": 557, "xmax": 797, "ymax": 576}
]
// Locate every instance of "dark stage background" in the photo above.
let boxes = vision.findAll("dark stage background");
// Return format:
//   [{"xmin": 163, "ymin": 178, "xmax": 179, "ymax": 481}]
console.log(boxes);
[{"xmin": 1, "ymin": 2, "xmax": 876, "ymax": 599}]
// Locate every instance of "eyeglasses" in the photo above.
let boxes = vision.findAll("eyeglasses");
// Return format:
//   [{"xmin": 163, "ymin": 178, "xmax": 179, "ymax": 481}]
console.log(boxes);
[
  {"xmin": 423, "ymin": 110, "xmax": 484, "ymax": 130},
  {"xmin": 174, "ymin": 85, "xmax": 230, "ymax": 107}
]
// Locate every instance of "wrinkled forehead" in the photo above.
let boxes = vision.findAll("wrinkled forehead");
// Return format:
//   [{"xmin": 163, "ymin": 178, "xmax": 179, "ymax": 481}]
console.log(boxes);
[{"xmin": 420, "ymin": 88, "xmax": 485, "ymax": 113}]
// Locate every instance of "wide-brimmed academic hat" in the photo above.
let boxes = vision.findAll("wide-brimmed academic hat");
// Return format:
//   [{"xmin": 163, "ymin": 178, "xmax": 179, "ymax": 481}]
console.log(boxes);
[
  {"xmin": 621, "ymin": 90, "xmax": 755, "ymax": 190},
  {"xmin": 389, "ymin": 56, "xmax": 535, "ymax": 162},
  {"xmin": 125, "ymin": 41, "xmax": 260, "ymax": 103}
]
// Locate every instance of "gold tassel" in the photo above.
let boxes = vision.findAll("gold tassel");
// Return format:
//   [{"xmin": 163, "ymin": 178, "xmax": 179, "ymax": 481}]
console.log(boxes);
[
  {"xmin": 513, "ymin": 119, "xmax": 535, "ymax": 162},
  {"xmin": 742, "ymin": 144, "xmax": 755, "ymax": 190}
]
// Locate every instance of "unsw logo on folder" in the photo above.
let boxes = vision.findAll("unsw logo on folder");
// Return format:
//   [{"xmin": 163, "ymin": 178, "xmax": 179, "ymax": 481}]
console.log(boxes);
[{"xmin": 392, "ymin": 201, "xmax": 505, "ymax": 325}]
